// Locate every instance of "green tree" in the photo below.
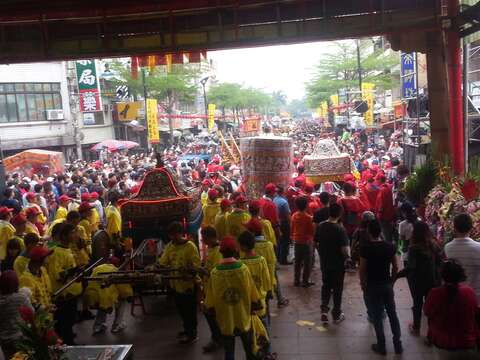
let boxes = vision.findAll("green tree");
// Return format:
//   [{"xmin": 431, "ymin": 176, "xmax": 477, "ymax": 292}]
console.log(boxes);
[
  {"xmin": 271, "ymin": 90, "xmax": 287, "ymax": 115},
  {"xmin": 287, "ymin": 99, "xmax": 310, "ymax": 119},
  {"xmin": 305, "ymin": 39, "xmax": 399, "ymax": 108}
]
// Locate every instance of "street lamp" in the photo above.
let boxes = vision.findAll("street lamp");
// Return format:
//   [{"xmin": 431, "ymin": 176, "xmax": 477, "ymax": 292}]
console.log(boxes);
[{"xmin": 200, "ymin": 76, "xmax": 209, "ymax": 128}]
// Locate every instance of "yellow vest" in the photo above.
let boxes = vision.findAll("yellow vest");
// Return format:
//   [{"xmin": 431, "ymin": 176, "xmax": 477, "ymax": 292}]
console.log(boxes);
[
  {"xmin": 25, "ymin": 222, "xmax": 40, "ymax": 237},
  {"xmin": 105, "ymin": 205, "xmax": 122, "ymax": 238},
  {"xmin": 54, "ymin": 206, "xmax": 68, "ymax": 221},
  {"xmin": 205, "ymin": 261, "xmax": 261, "ymax": 336},
  {"xmin": 0, "ymin": 220, "xmax": 16, "ymax": 260},
  {"xmin": 214, "ymin": 212, "xmax": 229, "ymax": 241},
  {"xmin": 202, "ymin": 202, "xmax": 220, "ymax": 228},
  {"xmin": 226, "ymin": 211, "xmax": 251, "ymax": 240},
  {"xmin": 19, "ymin": 267, "xmax": 52, "ymax": 308},
  {"xmin": 85, "ymin": 263, "xmax": 133, "ymax": 311},
  {"xmin": 201, "ymin": 191, "xmax": 208, "ymax": 207},
  {"xmin": 205, "ymin": 246, "xmax": 223, "ymax": 275},
  {"xmin": 89, "ymin": 208, "xmax": 100, "ymax": 233},
  {"xmin": 241, "ymin": 255, "xmax": 272, "ymax": 317},
  {"xmin": 254, "ymin": 238, "xmax": 277, "ymax": 288},
  {"xmin": 261, "ymin": 219, "xmax": 277, "ymax": 247},
  {"xmin": 46, "ymin": 246, "xmax": 82, "ymax": 298},
  {"xmin": 158, "ymin": 240, "xmax": 201, "ymax": 293},
  {"xmin": 14, "ymin": 254, "xmax": 29, "ymax": 276}
]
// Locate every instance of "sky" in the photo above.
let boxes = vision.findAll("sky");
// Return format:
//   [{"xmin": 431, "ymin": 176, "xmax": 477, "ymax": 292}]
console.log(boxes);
[{"xmin": 208, "ymin": 41, "xmax": 333, "ymax": 101}]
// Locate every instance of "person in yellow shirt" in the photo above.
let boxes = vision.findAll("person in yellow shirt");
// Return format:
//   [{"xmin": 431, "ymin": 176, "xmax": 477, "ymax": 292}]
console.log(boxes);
[
  {"xmin": 105, "ymin": 191, "xmax": 122, "ymax": 243},
  {"xmin": 214, "ymin": 199, "xmax": 232, "ymax": 241},
  {"xmin": 25, "ymin": 192, "xmax": 47, "ymax": 225},
  {"xmin": 19, "ymin": 245, "xmax": 52, "ymax": 309},
  {"xmin": 46, "ymin": 223, "xmax": 82, "ymax": 345},
  {"xmin": 248, "ymin": 200, "xmax": 277, "ymax": 247},
  {"xmin": 159, "ymin": 221, "xmax": 201, "ymax": 345},
  {"xmin": 24, "ymin": 207, "xmax": 41, "ymax": 237},
  {"xmin": 78, "ymin": 202, "xmax": 94, "ymax": 252},
  {"xmin": 226, "ymin": 196, "xmax": 251, "ymax": 240},
  {"xmin": 85, "ymin": 257, "xmax": 133, "ymax": 335},
  {"xmin": 204, "ymin": 236, "xmax": 262, "ymax": 360},
  {"xmin": 55, "ymin": 195, "xmax": 72, "ymax": 221},
  {"xmin": 199, "ymin": 226, "xmax": 223, "ymax": 353},
  {"xmin": 202, "ymin": 189, "xmax": 221, "ymax": 228},
  {"xmin": 0, "ymin": 206, "xmax": 15, "ymax": 260},
  {"xmin": 14, "ymin": 233, "xmax": 40, "ymax": 276},
  {"xmin": 200, "ymin": 179, "xmax": 212, "ymax": 207}
]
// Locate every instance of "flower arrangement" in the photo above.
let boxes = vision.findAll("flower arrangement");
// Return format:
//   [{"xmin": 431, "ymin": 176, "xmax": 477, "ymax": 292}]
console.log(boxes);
[{"xmin": 12, "ymin": 306, "xmax": 66, "ymax": 360}]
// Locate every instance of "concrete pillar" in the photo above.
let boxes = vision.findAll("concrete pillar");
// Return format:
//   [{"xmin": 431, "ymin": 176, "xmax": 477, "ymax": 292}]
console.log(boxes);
[{"xmin": 425, "ymin": 31, "xmax": 451, "ymax": 162}]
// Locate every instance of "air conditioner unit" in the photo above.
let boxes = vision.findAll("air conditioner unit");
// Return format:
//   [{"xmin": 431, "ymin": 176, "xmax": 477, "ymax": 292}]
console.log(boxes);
[{"xmin": 46, "ymin": 109, "xmax": 64, "ymax": 121}]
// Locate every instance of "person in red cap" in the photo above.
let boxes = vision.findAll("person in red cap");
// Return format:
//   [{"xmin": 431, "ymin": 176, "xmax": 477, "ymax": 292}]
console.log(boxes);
[
  {"xmin": 55, "ymin": 194, "xmax": 72, "ymax": 221},
  {"xmin": 259, "ymin": 184, "xmax": 280, "ymax": 242},
  {"xmin": 214, "ymin": 199, "xmax": 232, "ymax": 241},
  {"xmin": 248, "ymin": 200, "xmax": 276, "ymax": 247},
  {"xmin": 339, "ymin": 182, "xmax": 368, "ymax": 240},
  {"xmin": 0, "ymin": 206, "xmax": 15, "ymax": 261},
  {"xmin": 10, "ymin": 213, "xmax": 28, "ymax": 248},
  {"xmin": 226, "ymin": 195, "xmax": 251, "ymax": 240},
  {"xmin": 204, "ymin": 235, "xmax": 262, "ymax": 360},
  {"xmin": 24, "ymin": 206, "xmax": 42, "ymax": 237},
  {"xmin": 360, "ymin": 175, "xmax": 380, "ymax": 213},
  {"xmin": 25, "ymin": 192, "xmax": 47, "ymax": 226},
  {"xmin": 19, "ymin": 245, "xmax": 52, "ymax": 308},
  {"xmin": 89, "ymin": 192, "xmax": 104, "ymax": 232},
  {"xmin": 202, "ymin": 189, "xmax": 220, "ymax": 228},
  {"xmin": 375, "ymin": 175, "xmax": 396, "ymax": 244},
  {"xmin": 159, "ymin": 221, "xmax": 201, "ymax": 345},
  {"xmin": 105, "ymin": 190, "xmax": 122, "ymax": 243},
  {"xmin": 201, "ymin": 179, "xmax": 212, "ymax": 207},
  {"xmin": 13, "ymin": 233, "xmax": 40, "ymax": 276}
]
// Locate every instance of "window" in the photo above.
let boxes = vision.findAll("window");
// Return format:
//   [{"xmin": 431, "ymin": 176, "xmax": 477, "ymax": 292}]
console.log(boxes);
[{"xmin": 0, "ymin": 82, "xmax": 62, "ymax": 123}]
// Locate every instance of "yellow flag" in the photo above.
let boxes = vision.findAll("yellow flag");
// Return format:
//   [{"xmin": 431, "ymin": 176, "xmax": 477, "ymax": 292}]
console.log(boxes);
[
  {"xmin": 208, "ymin": 103, "xmax": 216, "ymax": 131},
  {"xmin": 146, "ymin": 99, "xmax": 159, "ymax": 144},
  {"xmin": 330, "ymin": 95, "xmax": 339, "ymax": 113},
  {"xmin": 361, "ymin": 83, "xmax": 375, "ymax": 127}
]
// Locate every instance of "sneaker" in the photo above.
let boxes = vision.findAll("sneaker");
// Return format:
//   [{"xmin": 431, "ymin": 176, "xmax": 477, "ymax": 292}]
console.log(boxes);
[
  {"xmin": 93, "ymin": 324, "xmax": 107, "ymax": 335},
  {"xmin": 408, "ymin": 323, "xmax": 420, "ymax": 336},
  {"xmin": 302, "ymin": 281, "xmax": 315, "ymax": 288},
  {"xmin": 371, "ymin": 344, "xmax": 387, "ymax": 356},
  {"xmin": 111, "ymin": 322, "xmax": 126, "ymax": 334},
  {"xmin": 179, "ymin": 336, "xmax": 199, "ymax": 345},
  {"xmin": 333, "ymin": 313, "xmax": 345, "ymax": 324},
  {"xmin": 394, "ymin": 341, "xmax": 403, "ymax": 355},
  {"xmin": 202, "ymin": 340, "xmax": 221, "ymax": 353},
  {"xmin": 321, "ymin": 312, "xmax": 329, "ymax": 324}
]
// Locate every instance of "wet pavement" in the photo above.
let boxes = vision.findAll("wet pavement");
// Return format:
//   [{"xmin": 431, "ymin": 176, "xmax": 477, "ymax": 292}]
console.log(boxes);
[{"xmin": 74, "ymin": 261, "xmax": 436, "ymax": 359}]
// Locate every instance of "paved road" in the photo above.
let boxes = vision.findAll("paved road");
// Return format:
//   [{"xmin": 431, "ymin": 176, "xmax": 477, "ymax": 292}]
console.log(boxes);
[{"xmin": 75, "ymin": 262, "xmax": 436, "ymax": 359}]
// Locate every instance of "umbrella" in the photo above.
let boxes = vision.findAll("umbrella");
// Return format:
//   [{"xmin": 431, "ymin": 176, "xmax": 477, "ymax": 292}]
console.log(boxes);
[{"xmin": 91, "ymin": 140, "xmax": 139, "ymax": 152}]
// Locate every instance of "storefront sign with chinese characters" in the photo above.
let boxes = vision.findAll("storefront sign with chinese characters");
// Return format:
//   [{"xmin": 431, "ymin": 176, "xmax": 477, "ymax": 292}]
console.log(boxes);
[{"xmin": 75, "ymin": 60, "xmax": 102, "ymax": 112}]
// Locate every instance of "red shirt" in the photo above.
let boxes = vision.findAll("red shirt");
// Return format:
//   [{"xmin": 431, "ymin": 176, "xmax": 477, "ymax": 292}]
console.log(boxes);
[
  {"xmin": 375, "ymin": 184, "xmax": 395, "ymax": 222},
  {"xmin": 259, "ymin": 197, "xmax": 279, "ymax": 227},
  {"xmin": 290, "ymin": 211, "xmax": 314, "ymax": 244},
  {"xmin": 424, "ymin": 285, "xmax": 479, "ymax": 350},
  {"xmin": 360, "ymin": 183, "xmax": 380, "ymax": 212},
  {"xmin": 340, "ymin": 196, "xmax": 367, "ymax": 236}
]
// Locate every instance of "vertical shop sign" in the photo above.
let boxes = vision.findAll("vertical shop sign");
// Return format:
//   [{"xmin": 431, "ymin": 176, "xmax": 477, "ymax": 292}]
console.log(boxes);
[
  {"xmin": 146, "ymin": 99, "xmax": 160, "ymax": 144},
  {"xmin": 75, "ymin": 60, "xmax": 102, "ymax": 112}
]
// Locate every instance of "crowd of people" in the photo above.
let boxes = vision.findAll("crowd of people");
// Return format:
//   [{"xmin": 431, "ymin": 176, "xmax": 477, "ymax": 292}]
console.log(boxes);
[{"xmin": 0, "ymin": 123, "xmax": 479, "ymax": 360}]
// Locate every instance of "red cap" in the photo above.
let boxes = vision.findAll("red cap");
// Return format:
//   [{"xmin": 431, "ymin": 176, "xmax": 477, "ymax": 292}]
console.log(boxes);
[
  {"xmin": 264, "ymin": 183, "xmax": 277, "ymax": 195},
  {"xmin": 90, "ymin": 192, "xmax": 99, "ymax": 200},
  {"xmin": 245, "ymin": 218, "xmax": 263, "ymax": 235},
  {"xmin": 78, "ymin": 202, "xmax": 93, "ymax": 212},
  {"xmin": 220, "ymin": 236, "xmax": 238, "ymax": 253},
  {"xmin": 11, "ymin": 213, "xmax": 27, "ymax": 226},
  {"xmin": 25, "ymin": 207, "xmax": 41, "ymax": 218},
  {"xmin": 248, "ymin": 200, "xmax": 261, "ymax": 212},
  {"xmin": 81, "ymin": 193, "xmax": 91, "ymax": 202},
  {"xmin": 208, "ymin": 189, "xmax": 219, "ymax": 200},
  {"xmin": 234, "ymin": 195, "xmax": 248, "ymax": 206},
  {"xmin": 0, "ymin": 206, "xmax": 13, "ymax": 217},
  {"xmin": 58, "ymin": 195, "xmax": 72, "ymax": 203},
  {"xmin": 29, "ymin": 246, "xmax": 52, "ymax": 262},
  {"xmin": 26, "ymin": 192, "xmax": 37, "ymax": 201},
  {"xmin": 220, "ymin": 199, "xmax": 232, "ymax": 209}
]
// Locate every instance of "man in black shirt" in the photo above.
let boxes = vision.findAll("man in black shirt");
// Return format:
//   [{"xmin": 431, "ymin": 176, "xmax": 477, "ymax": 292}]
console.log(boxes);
[
  {"xmin": 313, "ymin": 192, "xmax": 330, "ymax": 224},
  {"xmin": 315, "ymin": 203, "xmax": 350, "ymax": 324},
  {"xmin": 359, "ymin": 220, "xmax": 402, "ymax": 356}
]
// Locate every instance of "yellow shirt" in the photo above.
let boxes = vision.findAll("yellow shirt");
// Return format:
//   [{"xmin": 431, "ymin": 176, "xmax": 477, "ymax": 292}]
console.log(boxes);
[
  {"xmin": 85, "ymin": 263, "xmax": 133, "ymax": 311},
  {"xmin": 69, "ymin": 224, "xmax": 90, "ymax": 266},
  {"xmin": 202, "ymin": 202, "xmax": 220, "ymax": 228},
  {"xmin": 0, "ymin": 220, "xmax": 16, "ymax": 260},
  {"xmin": 205, "ymin": 246, "xmax": 223, "ymax": 275},
  {"xmin": 19, "ymin": 267, "xmax": 52, "ymax": 308},
  {"xmin": 254, "ymin": 237, "xmax": 277, "ymax": 288},
  {"xmin": 226, "ymin": 210, "xmax": 251, "ymax": 240},
  {"xmin": 25, "ymin": 222, "xmax": 40, "ymax": 236},
  {"xmin": 201, "ymin": 191, "xmax": 208, "ymax": 207},
  {"xmin": 214, "ymin": 211, "xmax": 229, "ymax": 241},
  {"xmin": 158, "ymin": 240, "xmax": 201, "ymax": 293},
  {"xmin": 54, "ymin": 206, "xmax": 68, "ymax": 221},
  {"xmin": 46, "ymin": 245, "xmax": 82, "ymax": 298},
  {"xmin": 261, "ymin": 219, "xmax": 277, "ymax": 247},
  {"xmin": 241, "ymin": 255, "xmax": 272, "ymax": 317},
  {"xmin": 14, "ymin": 254, "xmax": 29, "ymax": 276},
  {"xmin": 105, "ymin": 205, "xmax": 122, "ymax": 239},
  {"xmin": 90, "ymin": 208, "xmax": 100, "ymax": 233},
  {"xmin": 205, "ymin": 261, "xmax": 261, "ymax": 335},
  {"xmin": 46, "ymin": 218, "xmax": 65, "ymax": 237}
]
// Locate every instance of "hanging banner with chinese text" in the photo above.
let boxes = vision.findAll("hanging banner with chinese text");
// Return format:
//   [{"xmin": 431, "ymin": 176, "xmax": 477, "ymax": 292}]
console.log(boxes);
[
  {"xmin": 75, "ymin": 60, "xmax": 102, "ymax": 112},
  {"xmin": 208, "ymin": 103, "xmax": 216, "ymax": 131},
  {"xmin": 146, "ymin": 99, "xmax": 159, "ymax": 144},
  {"xmin": 361, "ymin": 83, "xmax": 375, "ymax": 127},
  {"xmin": 400, "ymin": 52, "xmax": 417, "ymax": 99}
]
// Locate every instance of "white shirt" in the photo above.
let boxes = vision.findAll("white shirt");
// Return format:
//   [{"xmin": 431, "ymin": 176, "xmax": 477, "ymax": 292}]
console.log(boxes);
[{"xmin": 445, "ymin": 237, "xmax": 480, "ymax": 300}]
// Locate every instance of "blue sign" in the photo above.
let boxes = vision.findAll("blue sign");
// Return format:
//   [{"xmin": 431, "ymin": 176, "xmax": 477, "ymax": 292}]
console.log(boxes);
[{"xmin": 401, "ymin": 52, "xmax": 417, "ymax": 99}]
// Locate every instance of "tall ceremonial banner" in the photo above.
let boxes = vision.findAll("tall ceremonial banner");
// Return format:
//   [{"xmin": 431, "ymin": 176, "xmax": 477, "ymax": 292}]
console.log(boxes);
[
  {"xmin": 361, "ymin": 83, "xmax": 375, "ymax": 127},
  {"xmin": 330, "ymin": 94, "xmax": 339, "ymax": 113},
  {"xmin": 400, "ymin": 52, "xmax": 417, "ymax": 99},
  {"xmin": 240, "ymin": 136, "xmax": 293, "ymax": 198},
  {"xmin": 75, "ymin": 60, "xmax": 102, "ymax": 112},
  {"xmin": 208, "ymin": 103, "xmax": 216, "ymax": 131},
  {"xmin": 146, "ymin": 99, "xmax": 159, "ymax": 144}
]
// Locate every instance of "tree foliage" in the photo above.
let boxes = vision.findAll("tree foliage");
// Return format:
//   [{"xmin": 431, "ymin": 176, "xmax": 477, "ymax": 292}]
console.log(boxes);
[
  {"xmin": 305, "ymin": 39, "xmax": 399, "ymax": 108},
  {"xmin": 287, "ymin": 99, "xmax": 310, "ymax": 118}
]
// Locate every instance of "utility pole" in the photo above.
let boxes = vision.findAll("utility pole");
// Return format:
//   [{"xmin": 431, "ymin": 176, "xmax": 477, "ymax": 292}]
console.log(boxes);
[
  {"xmin": 200, "ymin": 76, "xmax": 209, "ymax": 129},
  {"xmin": 356, "ymin": 39, "xmax": 363, "ymax": 95}
]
